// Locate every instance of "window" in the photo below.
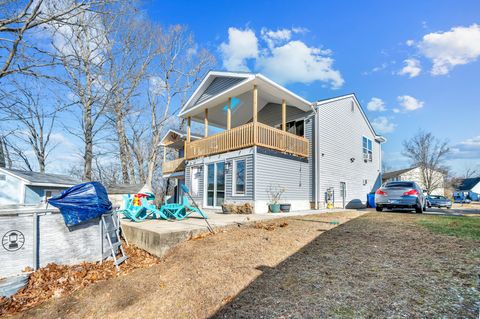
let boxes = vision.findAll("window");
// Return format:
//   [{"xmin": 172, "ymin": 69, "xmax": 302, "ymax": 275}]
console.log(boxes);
[
  {"xmin": 362, "ymin": 136, "xmax": 373, "ymax": 162},
  {"xmin": 276, "ymin": 119, "xmax": 304, "ymax": 137},
  {"xmin": 233, "ymin": 159, "xmax": 246, "ymax": 195},
  {"xmin": 0, "ymin": 174, "xmax": 6, "ymax": 181}
]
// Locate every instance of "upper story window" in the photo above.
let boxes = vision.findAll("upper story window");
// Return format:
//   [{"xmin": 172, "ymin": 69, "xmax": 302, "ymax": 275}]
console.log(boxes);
[
  {"xmin": 233, "ymin": 159, "xmax": 246, "ymax": 195},
  {"xmin": 275, "ymin": 120, "xmax": 304, "ymax": 137},
  {"xmin": 362, "ymin": 136, "xmax": 373, "ymax": 162}
]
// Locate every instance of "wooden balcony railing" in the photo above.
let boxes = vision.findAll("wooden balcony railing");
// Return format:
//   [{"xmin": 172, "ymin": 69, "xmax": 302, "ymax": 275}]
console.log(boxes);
[
  {"xmin": 185, "ymin": 122, "xmax": 309, "ymax": 160},
  {"xmin": 162, "ymin": 158, "xmax": 185, "ymax": 174}
]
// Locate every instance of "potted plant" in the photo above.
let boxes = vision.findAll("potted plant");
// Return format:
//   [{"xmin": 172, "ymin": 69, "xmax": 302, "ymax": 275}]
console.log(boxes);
[
  {"xmin": 267, "ymin": 184, "xmax": 285, "ymax": 213},
  {"xmin": 280, "ymin": 203, "xmax": 291, "ymax": 212}
]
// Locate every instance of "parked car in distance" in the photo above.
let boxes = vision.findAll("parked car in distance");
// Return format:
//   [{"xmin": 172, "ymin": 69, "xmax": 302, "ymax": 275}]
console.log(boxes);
[
  {"xmin": 375, "ymin": 181, "xmax": 426, "ymax": 213},
  {"xmin": 453, "ymin": 196, "xmax": 472, "ymax": 204},
  {"xmin": 426, "ymin": 195, "xmax": 452, "ymax": 209}
]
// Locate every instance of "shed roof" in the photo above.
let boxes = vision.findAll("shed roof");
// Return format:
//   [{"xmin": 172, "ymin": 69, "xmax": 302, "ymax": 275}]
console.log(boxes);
[
  {"xmin": 0, "ymin": 168, "xmax": 80, "ymax": 187},
  {"xmin": 456, "ymin": 177, "xmax": 480, "ymax": 191},
  {"xmin": 107, "ymin": 183, "xmax": 144, "ymax": 194},
  {"xmin": 382, "ymin": 167, "xmax": 416, "ymax": 180}
]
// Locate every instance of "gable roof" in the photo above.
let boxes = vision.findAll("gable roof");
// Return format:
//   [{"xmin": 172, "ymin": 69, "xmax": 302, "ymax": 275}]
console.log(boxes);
[
  {"xmin": 178, "ymin": 71, "xmax": 312, "ymax": 119},
  {"xmin": 0, "ymin": 168, "xmax": 80, "ymax": 187},
  {"xmin": 456, "ymin": 177, "xmax": 480, "ymax": 191},
  {"xmin": 159, "ymin": 129, "xmax": 201, "ymax": 146},
  {"xmin": 315, "ymin": 94, "xmax": 386, "ymax": 143},
  {"xmin": 382, "ymin": 167, "xmax": 416, "ymax": 180}
]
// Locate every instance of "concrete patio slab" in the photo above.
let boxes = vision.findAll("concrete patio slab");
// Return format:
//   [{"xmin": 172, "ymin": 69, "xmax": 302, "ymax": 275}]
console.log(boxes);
[{"xmin": 121, "ymin": 209, "xmax": 355, "ymax": 257}]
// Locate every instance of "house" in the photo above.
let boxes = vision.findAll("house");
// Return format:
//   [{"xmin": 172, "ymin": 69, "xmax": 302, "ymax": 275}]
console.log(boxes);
[
  {"xmin": 0, "ymin": 167, "xmax": 80, "ymax": 206},
  {"xmin": 453, "ymin": 177, "xmax": 480, "ymax": 201},
  {"xmin": 382, "ymin": 166, "xmax": 446, "ymax": 196},
  {"xmin": 160, "ymin": 71, "xmax": 385, "ymax": 213}
]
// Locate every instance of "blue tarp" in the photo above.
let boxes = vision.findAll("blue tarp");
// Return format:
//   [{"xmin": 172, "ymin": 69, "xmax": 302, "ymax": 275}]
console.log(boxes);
[{"xmin": 48, "ymin": 182, "xmax": 112, "ymax": 227}]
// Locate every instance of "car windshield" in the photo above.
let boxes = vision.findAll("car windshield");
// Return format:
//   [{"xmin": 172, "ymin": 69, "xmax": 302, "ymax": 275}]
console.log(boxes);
[
  {"xmin": 429, "ymin": 195, "xmax": 446, "ymax": 199},
  {"xmin": 384, "ymin": 182, "xmax": 414, "ymax": 188}
]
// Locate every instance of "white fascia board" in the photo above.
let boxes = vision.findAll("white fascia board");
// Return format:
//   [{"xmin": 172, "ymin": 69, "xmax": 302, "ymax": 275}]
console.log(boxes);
[
  {"xmin": 179, "ymin": 71, "xmax": 253, "ymax": 117},
  {"xmin": 0, "ymin": 167, "xmax": 29, "ymax": 183},
  {"xmin": 315, "ymin": 94, "xmax": 386, "ymax": 143},
  {"xmin": 27, "ymin": 182, "xmax": 77, "ymax": 188},
  {"xmin": 255, "ymin": 74, "xmax": 312, "ymax": 110},
  {"xmin": 159, "ymin": 129, "xmax": 201, "ymax": 146},
  {"xmin": 179, "ymin": 77, "xmax": 255, "ymax": 118}
]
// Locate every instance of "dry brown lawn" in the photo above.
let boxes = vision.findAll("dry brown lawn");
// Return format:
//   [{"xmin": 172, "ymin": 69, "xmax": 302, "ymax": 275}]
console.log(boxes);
[{"xmin": 3, "ymin": 211, "xmax": 479, "ymax": 319}]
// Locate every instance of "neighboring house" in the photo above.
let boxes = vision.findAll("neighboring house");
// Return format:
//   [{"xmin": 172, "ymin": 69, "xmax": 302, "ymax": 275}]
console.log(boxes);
[
  {"xmin": 160, "ymin": 71, "xmax": 385, "ymax": 213},
  {"xmin": 453, "ymin": 177, "xmax": 480, "ymax": 201},
  {"xmin": 0, "ymin": 168, "xmax": 80, "ymax": 206},
  {"xmin": 382, "ymin": 166, "xmax": 446, "ymax": 196},
  {"xmin": 107, "ymin": 184, "xmax": 144, "ymax": 209}
]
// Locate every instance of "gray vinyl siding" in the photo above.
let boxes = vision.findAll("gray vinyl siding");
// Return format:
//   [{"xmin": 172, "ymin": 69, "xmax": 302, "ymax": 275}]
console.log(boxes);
[
  {"xmin": 185, "ymin": 148, "xmax": 254, "ymax": 208},
  {"xmin": 255, "ymin": 149, "xmax": 310, "ymax": 201},
  {"xmin": 316, "ymin": 97, "xmax": 382, "ymax": 208},
  {"xmin": 304, "ymin": 114, "xmax": 315, "ymax": 202},
  {"xmin": 257, "ymin": 103, "xmax": 311, "ymax": 127},
  {"xmin": 194, "ymin": 77, "xmax": 245, "ymax": 105}
]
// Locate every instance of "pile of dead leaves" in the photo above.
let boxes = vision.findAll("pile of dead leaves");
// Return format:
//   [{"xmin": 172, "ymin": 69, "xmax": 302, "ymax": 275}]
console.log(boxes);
[
  {"xmin": 254, "ymin": 221, "xmax": 289, "ymax": 231},
  {"xmin": 0, "ymin": 243, "xmax": 159, "ymax": 316}
]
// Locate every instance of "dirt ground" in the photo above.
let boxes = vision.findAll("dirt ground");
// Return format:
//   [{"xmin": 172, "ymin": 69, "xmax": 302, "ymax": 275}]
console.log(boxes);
[{"xmin": 3, "ymin": 211, "xmax": 479, "ymax": 318}]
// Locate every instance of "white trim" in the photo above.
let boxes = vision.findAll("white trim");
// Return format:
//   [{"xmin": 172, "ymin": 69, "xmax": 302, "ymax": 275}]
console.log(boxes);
[
  {"xmin": 362, "ymin": 135, "xmax": 373, "ymax": 162},
  {"xmin": 203, "ymin": 160, "xmax": 226, "ymax": 209},
  {"xmin": 20, "ymin": 181, "xmax": 26, "ymax": 205},
  {"xmin": 159, "ymin": 129, "xmax": 202, "ymax": 146},
  {"xmin": 179, "ymin": 72, "xmax": 313, "ymax": 118},
  {"xmin": 179, "ymin": 71, "xmax": 253, "ymax": 116},
  {"xmin": 0, "ymin": 167, "xmax": 29, "ymax": 183},
  {"xmin": 232, "ymin": 158, "xmax": 247, "ymax": 197},
  {"xmin": 315, "ymin": 94, "xmax": 386, "ymax": 143}
]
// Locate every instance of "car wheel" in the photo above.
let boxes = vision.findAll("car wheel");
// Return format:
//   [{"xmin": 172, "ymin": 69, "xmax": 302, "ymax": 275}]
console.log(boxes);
[
  {"xmin": 423, "ymin": 203, "xmax": 427, "ymax": 211},
  {"xmin": 447, "ymin": 207, "xmax": 451, "ymax": 209},
  {"xmin": 415, "ymin": 202, "xmax": 423, "ymax": 214},
  {"xmin": 375, "ymin": 206, "xmax": 383, "ymax": 212}
]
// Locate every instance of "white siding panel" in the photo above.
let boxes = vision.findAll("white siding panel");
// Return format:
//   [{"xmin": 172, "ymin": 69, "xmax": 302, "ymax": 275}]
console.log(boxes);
[{"xmin": 317, "ymin": 97, "xmax": 382, "ymax": 208}]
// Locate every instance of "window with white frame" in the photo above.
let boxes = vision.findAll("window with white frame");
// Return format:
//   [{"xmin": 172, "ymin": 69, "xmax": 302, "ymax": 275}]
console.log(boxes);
[
  {"xmin": 233, "ymin": 159, "xmax": 246, "ymax": 195},
  {"xmin": 362, "ymin": 136, "xmax": 373, "ymax": 162}
]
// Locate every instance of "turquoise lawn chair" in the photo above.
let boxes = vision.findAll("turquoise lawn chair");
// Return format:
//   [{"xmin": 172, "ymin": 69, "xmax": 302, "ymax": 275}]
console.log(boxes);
[
  {"xmin": 160, "ymin": 195, "xmax": 208, "ymax": 220},
  {"xmin": 118, "ymin": 195, "xmax": 152, "ymax": 222},
  {"xmin": 140, "ymin": 197, "xmax": 169, "ymax": 220}
]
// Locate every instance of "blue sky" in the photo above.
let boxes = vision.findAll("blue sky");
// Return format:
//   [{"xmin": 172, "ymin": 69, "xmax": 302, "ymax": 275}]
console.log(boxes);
[{"xmin": 144, "ymin": 0, "xmax": 480, "ymax": 174}]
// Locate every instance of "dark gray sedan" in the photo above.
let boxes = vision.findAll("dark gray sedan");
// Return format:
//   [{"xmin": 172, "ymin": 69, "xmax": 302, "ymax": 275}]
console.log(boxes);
[
  {"xmin": 426, "ymin": 195, "xmax": 452, "ymax": 209},
  {"xmin": 375, "ymin": 181, "xmax": 426, "ymax": 213}
]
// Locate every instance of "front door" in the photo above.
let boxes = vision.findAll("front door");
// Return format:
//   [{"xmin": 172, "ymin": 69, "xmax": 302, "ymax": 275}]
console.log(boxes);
[
  {"xmin": 340, "ymin": 182, "xmax": 346, "ymax": 208},
  {"xmin": 206, "ymin": 162, "xmax": 225, "ymax": 208}
]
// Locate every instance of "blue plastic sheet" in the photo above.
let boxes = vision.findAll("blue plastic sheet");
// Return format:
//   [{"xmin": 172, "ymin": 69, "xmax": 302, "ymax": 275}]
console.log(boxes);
[{"xmin": 48, "ymin": 182, "xmax": 112, "ymax": 227}]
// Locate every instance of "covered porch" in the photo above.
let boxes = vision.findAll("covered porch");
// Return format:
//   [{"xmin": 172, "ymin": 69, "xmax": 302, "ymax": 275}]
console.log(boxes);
[{"xmin": 179, "ymin": 72, "xmax": 312, "ymax": 160}]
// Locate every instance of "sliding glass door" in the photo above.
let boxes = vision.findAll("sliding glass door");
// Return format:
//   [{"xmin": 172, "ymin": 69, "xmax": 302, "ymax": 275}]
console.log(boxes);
[{"xmin": 206, "ymin": 162, "xmax": 225, "ymax": 208}]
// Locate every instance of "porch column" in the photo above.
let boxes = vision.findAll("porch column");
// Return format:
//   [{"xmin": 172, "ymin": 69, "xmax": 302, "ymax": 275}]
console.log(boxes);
[
  {"xmin": 252, "ymin": 84, "xmax": 258, "ymax": 143},
  {"xmin": 187, "ymin": 116, "xmax": 191, "ymax": 142},
  {"xmin": 282, "ymin": 99, "xmax": 286, "ymax": 131},
  {"xmin": 252, "ymin": 85, "xmax": 258, "ymax": 123},
  {"xmin": 227, "ymin": 97, "xmax": 231, "ymax": 130},
  {"xmin": 204, "ymin": 108, "xmax": 208, "ymax": 137}
]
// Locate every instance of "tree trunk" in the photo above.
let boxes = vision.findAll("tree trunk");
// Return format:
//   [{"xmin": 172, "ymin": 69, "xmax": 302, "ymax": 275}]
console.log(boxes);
[
  {"xmin": 115, "ymin": 111, "xmax": 130, "ymax": 184},
  {"xmin": 83, "ymin": 103, "xmax": 93, "ymax": 181}
]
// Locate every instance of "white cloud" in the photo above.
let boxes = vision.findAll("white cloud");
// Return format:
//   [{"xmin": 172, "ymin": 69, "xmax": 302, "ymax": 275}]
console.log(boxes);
[
  {"xmin": 406, "ymin": 39, "xmax": 415, "ymax": 46},
  {"xmin": 397, "ymin": 95, "xmax": 424, "ymax": 111},
  {"xmin": 449, "ymin": 136, "xmax": 480, "ymax": 159},
  {"xmin": 372, "ymin": 116, "xmax": 396, "ymax": 134},
  {"xmin": 367, "ymin": 97, "xmax": 386, "ymax": 112},
  {"xmin": 418, "ymin": 24, "xmax": 480, "ymax": 75},
  {"xmin": 219, "ymin": 27, "xmax": 259, "ymax": 71},
  {"xmin": 392, "ymin": 108, "xmax": 400, "ymax": 113},
  {"xmin": 256, "ymin": 40, "xmax": 343, "ymax": 88},
  {"xmin": 398, "ymin": 58, "xmax": 421, "ymax": 78},
  {"xmin": 219, "ymin": 27, "xmax": 344, "ymax": 88}
]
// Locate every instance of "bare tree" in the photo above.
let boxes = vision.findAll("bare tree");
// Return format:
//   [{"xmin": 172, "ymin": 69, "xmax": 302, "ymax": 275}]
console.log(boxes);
[
  {"xmin": 1, "ymin": 84, "xmax": 62, "ymax": 172},
  {"xmin": 402, "ymin": 131, "xmax": 450, "ymax": 194},
  {"xmin": 51, "ymin": 8, "xmax": 112, "ymax": 181},
  {"xmin": 102, "ymin": 12, "xmax": 160, "ymax": 184},
  {"xmin": 461, "ymin": 165, "xmax": 480, "ymax": 179},
  {"xmin": 141, "ymin": 25, "xmax": 214, "ymax": 188},
  {"xmin": 0, "ymin": 0, "xmax": 103, "ymax": 80}
]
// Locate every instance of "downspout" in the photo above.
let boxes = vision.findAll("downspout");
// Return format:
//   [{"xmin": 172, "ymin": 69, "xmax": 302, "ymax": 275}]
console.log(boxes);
[{"xmin": 313, "ymin": 103, "xmax": 319, "ymax": 210}]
